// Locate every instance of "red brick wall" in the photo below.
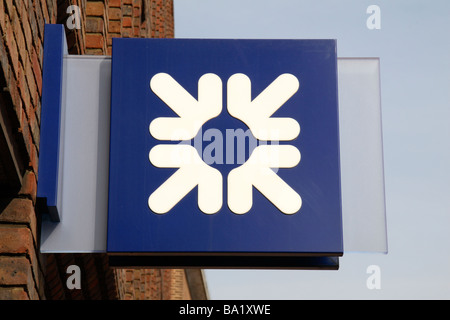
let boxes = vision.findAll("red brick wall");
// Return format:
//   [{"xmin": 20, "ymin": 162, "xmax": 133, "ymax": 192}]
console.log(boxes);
[
  {"xmin": 114, "ymin": 268, "xmax": 191, "ymax": 300},
  {"xmin": 0, "ymin": 0, "xmax": 55, "ymax": 299},
  {"xmin": 0, "ymin": 198, "xmax": 44, "ymax": 299},
  {"xmin": 0, "ymin": 0, "xmax": 202, "ymax": 300}
]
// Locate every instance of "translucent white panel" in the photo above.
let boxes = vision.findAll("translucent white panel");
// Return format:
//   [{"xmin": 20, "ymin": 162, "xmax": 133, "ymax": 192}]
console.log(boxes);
[
  {"xmin": 40, "ymin": 56, "xmax": 111, "ymax": 252},
  {"xmin": 338, "ymin": 58, "xmax": 388, "ymax": 253},
  {"xmin": 41, "ymin": 56, "xmax": 387, "ymax": 254}
]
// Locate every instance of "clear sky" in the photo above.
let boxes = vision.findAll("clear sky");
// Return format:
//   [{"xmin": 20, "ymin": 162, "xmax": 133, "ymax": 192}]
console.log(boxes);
[{"xmin": 173, "ymin": 0, "xmax": 450, "ymax": 299}]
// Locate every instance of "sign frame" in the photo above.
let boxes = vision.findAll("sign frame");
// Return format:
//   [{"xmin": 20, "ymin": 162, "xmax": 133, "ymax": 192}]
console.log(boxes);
[{"xmin": 106, "ymin": 38, "xmax": 343, "ymax": 268}]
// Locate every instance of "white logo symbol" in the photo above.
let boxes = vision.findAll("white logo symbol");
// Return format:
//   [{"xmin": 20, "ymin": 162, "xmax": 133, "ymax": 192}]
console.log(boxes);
[{"xmin": 148, "ymin": 73, "xmax": 301, "ymax": 215}]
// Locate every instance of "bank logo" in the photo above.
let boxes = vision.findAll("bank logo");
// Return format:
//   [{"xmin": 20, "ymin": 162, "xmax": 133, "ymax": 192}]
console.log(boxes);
[{"xmin": 148, "ymin": 73, "xmax": 302, "ymax": 215}]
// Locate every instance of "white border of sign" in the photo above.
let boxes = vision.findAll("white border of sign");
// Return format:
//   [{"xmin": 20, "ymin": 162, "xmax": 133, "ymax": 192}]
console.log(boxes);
[{"xmin": 339, "ymin": 58, "xmax": 387, "ymax": 253}]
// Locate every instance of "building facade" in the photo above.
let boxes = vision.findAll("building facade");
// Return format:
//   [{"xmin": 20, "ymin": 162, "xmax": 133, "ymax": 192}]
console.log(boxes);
[{"xmin": 0, "ymin": 0, "xmax": 208, "ymax": 300}]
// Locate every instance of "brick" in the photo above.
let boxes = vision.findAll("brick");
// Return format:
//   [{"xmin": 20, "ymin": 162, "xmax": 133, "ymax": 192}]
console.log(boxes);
[
  {"xmin": 26, "ymin": 0, "xmax": 38, "ymax": 35},
  {"xmin": 47, "ymin": 0, "xmax": 56, "ymax": 23},
  {"xmin": 19, "ymin": 120, "xmax": 39, "ymax": 175},
  {"xmin": 140, "ymin": 27, "xmax": 148, "ymax": 38},
  {"xmin": 33, "ymin": 0, "xmax": 45, "ymax": 40},
  {"xmin": 18, "ymin": 106, "xmax": 30, "ymax": 154},
  {"xmin": 0, "ymin": 255, "xmax": 40, "ymax": 300},
  {"xmin": 19, "ymin": 6, "xmax": 33, "ymax": 53},
  {"xmin": 0, "ymin": 256, "xmax": 32, "ymax": 285},
  {"xmin": 24, "ymin": 55, "xmax": 38, "ymax": 106},
  {"xmin": 29, "ymin": 109, "xmax": 40, "ymax": 149},
  {"xmin": 4, "ymin": 19, "xmax": 20, "ymax": 78},
  {"xmin": 109, "ymin": 20, "xmax": 121, "ymax": 33},
  {"xmin": 125, "ymin": 270, "xmax": 134, "ymax": 282},
  {"xmin": 45, "ymin": 0, "xmax": 54, "ymax": 20},
  {"xmin": 40, "ymin": 0, "xmax": 50, "ymax": 23},
  {"xmin": 122, "ymin": 4, "xmax": 133, "ymax": 16},
  {"xmin": 122, "ymin": 16, "xmax": 132, "ymax": 27},
  {"xmin": 121, "ymin": 27, "xmax": 132, "ymax": 38},
  {"xmin": 109, "ymin": 7, "xmax": 122, "ymax": 20},
  {"xmin": 18, "ymin": 170, "xmax": 37, "ymax": 204},
  {"xmin": 123, "ymin": 293, "xmax": 133, "ymax": 300},
  {"xmin": 107, "ymin": 33, "xmax": 120, "ymax": 46},
  {"xmin": 0, "ymin": 287, "xmax": 29, "ymax": 300},
  {"xmin": 87, "ymin": 1, "xmax": 105, "ymax": 16},
  {"xmin": 11, "ymin": 7, "xmax": 26, "ymax": 61},
  {"xmin": 0, "ymin": 38, "xmax": 9, "ymax": 81},
  {"xmin": 28, "ymin": 144, "xmax": 39, "ymax": 182},
  {"xmin": 0, "ymin": 225, "xmax": 34, "ymax": 255},
  {"xmin": 17, "ymin": 75, "xmax": 33, "ymax": 125},
  {"xmin": 8, "ymin": 68, "xmax": 21, "ymax": 109},
  {"xmin": 17, "ymin": 63, "xmax": 33, "ymax": 119},
  {"xmin": 4, "ymin": 0, "xmax": 14, "ymax": 17},
  {"xmin": 30, "ymin": 46, "xmax": 42, "ymax": 94},
  {"xmin": 0, "ymin": 198, "xmax": 35, "ymax": 226},
  {"xmin": 85, "ymin": 48, "xmax": 104, "ymax": 55},
  {"xmin": 109, "ymin": 0, "xmax": 121, "ymax": 7},
  {"xmin": 0, "ymin": 0, "xmax": 5, "ymax": 33},
  {"xmin": 86, "ymin": 17, "xmax": 105, "ymax": 33},
  {"xmin": 85, "ymin": 33, "xmax": 104, "ymax": 49},
  {"xmin": 35, "ymin": 100, "xmax": 41, "ymax": 125},
  {"xmin": 133, "ymin": 6, "xmax": 140, "ymax": 18}
]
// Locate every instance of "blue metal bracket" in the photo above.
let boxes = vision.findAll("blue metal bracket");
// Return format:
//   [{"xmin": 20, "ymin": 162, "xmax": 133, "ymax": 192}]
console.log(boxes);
[{"xmin": 36, "ymin": 24, "xmax": 68, "ymax": 222}]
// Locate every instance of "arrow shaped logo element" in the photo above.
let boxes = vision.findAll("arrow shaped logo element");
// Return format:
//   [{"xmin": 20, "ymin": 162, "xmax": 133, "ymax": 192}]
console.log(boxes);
[
  {"xmin": 149, "ymin": 73, "xmax": 222, "ymax": 140},
  {"xmin": 227, "ymin": 73, "xmax": 300, "ymax": 141},
  {"xmin": 148, "ymin": 144, "xmax": 223, "ymax": 214},
  {"xmin": 148, "ymin": 73, "xmax": 302, "ymax": 215},
  {"xmin": 228, "ymin": 145, "xmax": 302, "ymax": 214}
]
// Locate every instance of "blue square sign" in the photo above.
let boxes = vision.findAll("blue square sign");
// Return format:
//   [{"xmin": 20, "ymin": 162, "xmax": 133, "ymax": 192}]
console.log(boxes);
[{"xmin": 107, "ymin": 39, "xmax": 342, "ymax": 266}]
